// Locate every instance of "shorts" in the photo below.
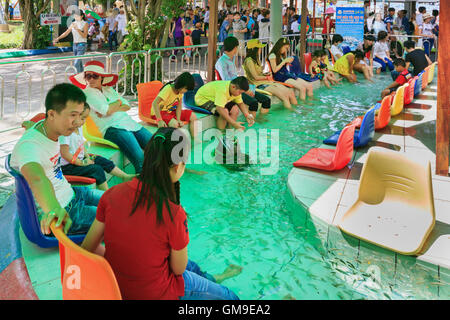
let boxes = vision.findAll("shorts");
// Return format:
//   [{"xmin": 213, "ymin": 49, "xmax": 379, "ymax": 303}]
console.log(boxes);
[
  {"xmin": 198, "ymin": 101, "xmax": 236, "ymax": 116},
  {"xmin": 389, "ymin": 86, "xmax": 398, "ymax": 94},
  {"xmin": 151, "ymin": 109, "xmax": 193, "ymax": 124}
]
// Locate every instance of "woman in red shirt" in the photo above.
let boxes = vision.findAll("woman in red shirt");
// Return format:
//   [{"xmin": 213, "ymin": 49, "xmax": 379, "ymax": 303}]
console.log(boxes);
[
  {"xmin": 322, "ymin": 8, "xmax": 335, "ymax": 48},
  {"xmin": 82, "ymin": 127, "xmax": 241, "ymax": 300}
]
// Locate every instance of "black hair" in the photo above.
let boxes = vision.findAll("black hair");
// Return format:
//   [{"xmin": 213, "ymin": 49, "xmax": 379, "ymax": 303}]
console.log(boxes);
[
  {"xmin": 268, "ymin": 38, "xmax": 290, "ymax": 66},
  {"xmin": 404, "ymin": 40, "xmax": 416, "ymax": 49},
  {"xmin": 377, "ymin": 30, "xmax": 388, "ymax": 41},
  {"xmin": 388, "ymin": 7, "xmax": 395, "ymax": 12},
  {"xmin": 83, "ymin": 102, "xmax": 90, "ymax": 111},
  {"xmin": 224, "ymin": 36, "xmax": 239, "ymax": 52},
  {"xmin": 419, "ymin": 7, "xmax": 426, "ymax": 13},
  {"xmin": 433, "ymin": 10, "xmax": 439, "ymax": 17},
  {"xmin": 364, "ymin": 35, "xmax": 376, "ymax": 42},
  {"xmin": 130, "ymin": 127, "xmax": 190, "ymax": 224},
  {"xmin": 394, "ymin": 58, "xmax": 406, "ymax": 68},
  {"xmin": 245, "ymin": 47, "xmax": 260, "ymax": 65},
  {"xmin": 231, "ymin": 76, "xmax": 249, "ymax": 91},
  {"xmin": 173, "ymin": 72, "xmax": 195, "ymax": 91},
  {"xmin": 312, "ymin": 50, "xmax": 323, "ymax": 58},
  {"xmin": 353, "ymin": 50, "xmax": 365, "ymax": 60},
  {"xmin": 332, "ymin": 34, "xmax": 343, "ymax": 45},
  {"xmin": 45, "ymin": 83, "xmax": 86, "ymax": 117}
]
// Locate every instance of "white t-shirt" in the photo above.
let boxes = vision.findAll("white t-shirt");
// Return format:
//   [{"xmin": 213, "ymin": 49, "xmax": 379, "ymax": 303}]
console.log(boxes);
[
  {"xmin": 204, "ymin": 10, "xmax": 210, "ymax": 23},
  {"xmin": 84, "ymin": 86, "xmax": 142, "ymax": 135},
  {"xmin": 72, "ymin": 20, "xmax": 87, "ymax": 44},
  {"xmin": 59, "ymin": 127, "xmax": 85, "ymax": 166},
  {"xmin": 291, "ymin": 21, "xmax": 300, "ymax": 33},
  {"xmin": 257, "ymin": 14, "xmax": 263, "ymax": 22},
  {"xmin": 421, "ymin": 23, "xmax": 434, "ymax": 37},
  {"xmin": 373, "ymin": 41, "xmax": 389, "ymax": 60},
  {"xmin": 330, "ymin": 44, "xmax": 343, "ymax": 60},
  {"xmin": 10, "ymin": 120, "xmax": 75, "ymax": 208},
  {"xmin": 107, "ymin": 15, "xmax": 117, "ymax": 31},
  {"xmin": 416, "ymin": 13, "xmax": 424, "ymax": 27},
  {"xmin": 115, "ymin": 14, "xmax": 128, "ymax": 35}
]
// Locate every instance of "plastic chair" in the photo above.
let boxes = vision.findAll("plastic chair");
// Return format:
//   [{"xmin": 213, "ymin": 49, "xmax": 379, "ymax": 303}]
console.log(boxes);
[
  {"xmin": 182, "ymin": 91, "xmax": 213, "ymax": 115},
  {"xmin": 323, "ymin": 107, "xmax": 375, "ymax": 148},
  {"xmin": 414, "ymin": 71, "xmax": 424, "ymax": 97},
  {"xmin": 404, "ymin": 77, "xmax": 417, "ymax": 106},
  {"xmin": 192, "ymin": 73, "xmax": 204, "ymax": 91},
  {"xmin": 337, "ymin": 147, "xmax": 435, "ymax": 255},
  {"xmin": 421, "ymin": 66, "xmax": 430, "ymax": 90},
  {"xmin": 50, "ymin": 222, "xmax": 122, "ymax": 300},
  {"xmin": 5, "ymin": 154, "xmax": 85, "ymax": 248},
  {"xmin": 82, "ymin": 116, "xmax": 119, "ymax": 149},
  {"xmin": 65, "ymin": 175, "xmax": 96, "ymax": 186},
  {"xmin": 349, "ymin": 95, "xmax": 392, "ymax": 131},
  {"xmin": 427, "ymin": 62, "xmax": 436, "ymax": 84},
  {"xmin": 293, "ymin": 125, "xmax": 355, "ymax": 171},
  {"xmin": 390, "ymin": 84, "xmax": 407, "ymax": 116},
  {"xmin": 136, "ymin": 81, "xmax": 164, "ymax": 126},
  {"xmin": 304, "ymin": 52, "xmax": 312, "ymax": 73},
  {"xmin": 215, "ymin": 69, "xmax": 222, "ymax": 80}
]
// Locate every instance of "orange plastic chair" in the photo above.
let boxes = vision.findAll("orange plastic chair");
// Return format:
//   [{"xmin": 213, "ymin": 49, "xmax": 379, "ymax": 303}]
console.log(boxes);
[
  {"xmin": 50, "ymin": 222, "xmax": 122, "ymax": 300},
  {"xmin": 293, "ymin": 125, "xmax": 355, "ymax": 171},
  {"xmin": 82, "ymin": 116, "xmax": 119, "ymax": 149},
  {"xmin": 349, "ymin": 95, "xmax": 392, "ymax": 131},
  {"xmin": 136, "ymin": 81, "xmax": 164, "ymax": 126}
]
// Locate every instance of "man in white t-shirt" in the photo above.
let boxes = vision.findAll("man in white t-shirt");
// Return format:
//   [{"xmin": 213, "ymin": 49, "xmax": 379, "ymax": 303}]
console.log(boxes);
[
  {"xmin": 115, "ymin": 8, "xmax": 128, "ymax": 45},
  {"xmin": 10, "ymin": 83, "xmax": 104, "ymax": 235}
]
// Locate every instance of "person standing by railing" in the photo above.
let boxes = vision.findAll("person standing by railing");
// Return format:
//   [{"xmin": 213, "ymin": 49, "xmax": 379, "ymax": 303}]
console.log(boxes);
[
  {"xmin": 170, "ymin": 12, "xmax": 186, "ymax": 60},
  {"xmin": 105, "ymin": 8, "xmax": 119, "ymax": 51},
  {"xmin": 322, "ymin": 8, "xmax": 335, "ymax": 49},
  {"xmin": 53, "ymin": 11, "xmax": 88, "ymax": 73}
]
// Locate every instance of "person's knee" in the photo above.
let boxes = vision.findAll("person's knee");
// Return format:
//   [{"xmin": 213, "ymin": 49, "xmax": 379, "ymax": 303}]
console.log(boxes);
[{"xmin": 230, "ymin": 105, "xmax": 239, "ymax": 118}]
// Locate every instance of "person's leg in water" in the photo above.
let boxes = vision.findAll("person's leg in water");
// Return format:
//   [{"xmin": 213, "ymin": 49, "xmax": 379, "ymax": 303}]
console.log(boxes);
[
  {"xmin": 180, "ymin": 260, "xmax": 242, "ymax": 300},
  {"xmin": 215, "ymin": 102, "xmax": 238, "ymax": 131},
  {"xmin": 295, "ymin": 77, "xmax": 314, "ymax": 98},
  {"xmin": 322, "ymin": 77, "xmax": 332, "ymax": 89},
  {"xmin": 254, "ymin": 91, "xmax": 271, "ymax": 116},
  {"xmin": 241, "ymin": 92, "xmax": 259, "ymax": 119},
  {"xmin": 285, "ymin": 78, "xmax": 306, "ymax": 100},
  {"xmin": 265, "ymin": 84, "xmax": 294, "ymax": 109},
  {"xmin": 353, "ymin": 63, "xmax": 374, "ymax": 82}
]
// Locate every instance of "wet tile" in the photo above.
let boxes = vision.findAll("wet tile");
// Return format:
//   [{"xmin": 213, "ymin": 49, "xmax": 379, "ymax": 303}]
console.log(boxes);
[
  {"xmin": 434, "ymin": 200, "xmax": 450, "ymax": 225},
  {"xmin": 308, "ymin": 182, "xmax": 345, "ymax": 225},
  {"xmin": 327, "ymin": 226, "xmax": 359, "ymax": 260},
  {"xmin": 33, "ymin": 277, "xmax": 62, "ymax": 300},
  {"xmin": 432, "ymin": 179, "xmax": 450, "ymax": 202},
  {"xmin": 332, "ymin": 204, "xmax": 349, "ymax": 226},
  {"xmin": 339, "ymin": 183, "xmax": 359, "ymax": 207},
  {"xmin": 439, "ymin": 267, "xmax": 450, "ymax": 299}
]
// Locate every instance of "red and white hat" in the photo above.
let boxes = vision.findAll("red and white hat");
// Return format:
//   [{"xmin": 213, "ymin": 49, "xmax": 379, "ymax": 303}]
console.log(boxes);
[{"xmin": 69, "ymin": 61, "xmax": 119, "ymax": 89}]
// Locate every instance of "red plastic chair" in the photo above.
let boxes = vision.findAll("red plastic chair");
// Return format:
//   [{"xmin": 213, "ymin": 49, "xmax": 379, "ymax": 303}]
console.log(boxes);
[
  {"xmin": 404, "ymin": 77, "xmax": 416, "ymax": 106},
  {"xmin": 293, "ymin": 125, "xmax": 355, "ymax": 171},
  {"xmin": 215, "ymin": 69, "xmax": 222, "ymax": 80},
  {"xmin": 65, "ymin": 175, "xmax": 96, "ymax": 186},
  {"xmin": 50, "ymin": 222, "xmax": 122, "ymax": 300},
  {"xmin": 136, "ymin": 81, "xmax": 164, "ymax": 126},
  {"xmin": 304, "ymin": 52, "xmax": 312, "ymax": 74},
  {"xmin": 421, "ymin": 66, "xmax": 430, "ymax": 90},
  {"xmin": 349, "ymin": 94, "xmax": 392, "ymax": 131}
]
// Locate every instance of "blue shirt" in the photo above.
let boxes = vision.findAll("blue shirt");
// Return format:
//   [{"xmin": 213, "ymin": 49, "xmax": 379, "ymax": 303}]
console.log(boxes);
[
  {"xmin": 215, "ymin": 53, "xmax": 255, "ymax": 93},
  {"xmin": 384, "ymin": 15, "xmax": 394, "ymax": 27},
  {"xmin": 218, "ymin": 20, "xmax": 230, "ymax": 42}
]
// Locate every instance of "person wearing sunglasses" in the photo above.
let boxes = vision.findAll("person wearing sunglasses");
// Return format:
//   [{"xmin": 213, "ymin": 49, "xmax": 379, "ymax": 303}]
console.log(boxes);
[{"xmin": 70, "ymin": 61, "xmax": 152, "ymax": 174}]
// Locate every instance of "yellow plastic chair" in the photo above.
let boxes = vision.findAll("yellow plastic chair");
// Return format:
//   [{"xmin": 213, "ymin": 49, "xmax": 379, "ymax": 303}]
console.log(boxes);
[
  {"xmin": 82, "ymin": 116, "xmax": 119, "ymax": 149},
  {"xmin": 421, "ymin": 67, "xmax": 430, "ymax": 90},
  {"xmin": 390, "ymin": 84, "xmax": 407, "ymax": 116},
  {"xmin": 337, "ymin": 147, "xmax": 435, "ymax": 255},
  {"xmin": 427, "ymin": 62, "xmax": 436, "ymax": 85}
]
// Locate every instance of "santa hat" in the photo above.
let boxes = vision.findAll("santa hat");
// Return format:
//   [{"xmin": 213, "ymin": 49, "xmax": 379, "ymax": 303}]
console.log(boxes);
[{"xmin": 69, "ymin": 61, "xmax": 118, "ymax": 89}]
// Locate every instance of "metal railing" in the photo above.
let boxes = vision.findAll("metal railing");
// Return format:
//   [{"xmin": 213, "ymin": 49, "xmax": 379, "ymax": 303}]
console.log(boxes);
[{"xmin": 0, "ymin": 32, "xmax": 438, "ymax": 131}]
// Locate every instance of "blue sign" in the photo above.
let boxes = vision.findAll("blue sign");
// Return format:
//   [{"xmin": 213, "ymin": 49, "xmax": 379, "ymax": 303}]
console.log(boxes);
[{"xmin": 335, "ymin": 7, "xmax": 364, "ymax": 43}]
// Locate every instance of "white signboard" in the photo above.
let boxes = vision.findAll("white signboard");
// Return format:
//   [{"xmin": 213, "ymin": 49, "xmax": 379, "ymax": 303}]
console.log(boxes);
[{"xmin": 40, "ymin": 13, "xmax": 61, "ymax": 26}]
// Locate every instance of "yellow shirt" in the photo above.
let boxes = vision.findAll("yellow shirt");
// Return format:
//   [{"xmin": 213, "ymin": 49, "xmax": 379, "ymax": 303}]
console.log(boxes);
[
  {"xmin": 151, "ymin": 84, "xmax": 182, "ymax": 116},
  {"xmin": 194, "ymin": 80, "xmax": 243, "ymax": 108}
]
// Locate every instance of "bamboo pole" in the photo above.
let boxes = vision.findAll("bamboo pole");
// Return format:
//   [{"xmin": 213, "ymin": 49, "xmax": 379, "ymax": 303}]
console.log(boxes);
[
  {"xmin": 436, "ymin": 0, "xmax": 449, "ymax": 176},
  {"xmin": 207, "ymin": 0, "xmax": 218, "ymax": 82}
]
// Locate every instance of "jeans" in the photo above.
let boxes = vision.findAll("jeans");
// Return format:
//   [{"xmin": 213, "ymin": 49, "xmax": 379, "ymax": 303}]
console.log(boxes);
[
  {"xmin": 61, "ymin": 155, "xmax": 115, "ymax": 185},
  {"xmin": 104, "ymin": 127, "xmax": 152, "ymax": 173},
  {"xmin": 180, "ymin": 260, "xmax": 240, "ymax": 300},
  {"xmin": 65, "ymin": 187, "xmax": 104, "ymax": 234},
  {"xmin": 108, "ymin": 31, "xmax": 117, "ymax": 51},
  {"xmin": 373, "ymin": 57, "xmax": 394, "ymax": 72},
  {"xmin": 423, "ymin": 38, "xmax": 434, "ymax": 58},
  {"xmin": 73, "ymin": 43, "xmax": 87, "ymax": 73}
]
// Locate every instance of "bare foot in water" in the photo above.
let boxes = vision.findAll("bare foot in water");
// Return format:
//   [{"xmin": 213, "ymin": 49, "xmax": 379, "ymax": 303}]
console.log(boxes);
[{"xmin": 213, "ymin": 264, "xmax": 243, "ymax": 284}]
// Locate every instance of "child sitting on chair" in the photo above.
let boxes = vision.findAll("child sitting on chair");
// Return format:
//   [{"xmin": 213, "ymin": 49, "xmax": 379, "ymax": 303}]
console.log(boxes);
[
  {"xmin": 319, "ymin": 51, "xmax": 341, "ymax": 84},
  {"xmin": 380, "ymin": 58, "xmax": 412, "ymax": 99},
  {"xmin": 309, "ymin": 50, "xmax": 338, "ymax": 89},
  {"xmin": 59, "ymin": 103, "xmax": 135, "ymax": 191},
  {"xmin": 151, "ymin": 72, "xmax": 198, "ymax": 140}
]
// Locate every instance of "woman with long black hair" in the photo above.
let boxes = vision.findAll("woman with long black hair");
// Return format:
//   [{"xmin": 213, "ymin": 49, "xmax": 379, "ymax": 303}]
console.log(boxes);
[{"xmin": 82, "ymin": 127, "xmax": 242, "ymax": 300}]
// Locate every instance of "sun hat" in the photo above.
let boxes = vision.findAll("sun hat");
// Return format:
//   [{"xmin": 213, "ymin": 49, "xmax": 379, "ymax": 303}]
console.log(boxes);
[
  {"xmin": 422, "ymin": 13, "xmax": 433, "ymax": 21},
  {"xmin": 325, "ymin": 7, "xmax": 335, "ymax": 14},
  {"xmin": 247, "ymin": 39, "xmax": 266, "ymax": 49},
  {"xmin": 69, "ymin": 61, "xmax": 118, "ymax": 89}
]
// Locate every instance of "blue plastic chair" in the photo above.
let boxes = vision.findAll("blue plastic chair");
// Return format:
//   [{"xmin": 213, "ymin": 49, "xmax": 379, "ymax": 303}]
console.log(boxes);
[
  {"xmin": 414, "ymin": 71, "xmax": 424, "ymax": 97},
  {"xmin": 192, "ymin": 73, "xmax": 204, "ymax": 91},
  {"xmin": 5, "ymin": 154, "xmax": 85, "ymax": 248},
  {"xmin": 342, "ymin": 46, "xmax": 351, "ymax": 55},
  {"xmin": 323, "ymin": 107, "xmax": 375, "ymax": 147},
  {"xmin": 182, "ymin": 74, "xmax": 213, "ymax": 115}
]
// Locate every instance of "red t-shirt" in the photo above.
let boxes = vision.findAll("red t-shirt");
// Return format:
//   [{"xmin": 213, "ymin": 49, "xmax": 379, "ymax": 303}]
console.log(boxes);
[
  {"xmin": 96, "ymin": 178, "xmax": 189, "ymax": 300},
  {"xmin": 395, "ymin": 69, "xmax": 412, "ymax": 85}
]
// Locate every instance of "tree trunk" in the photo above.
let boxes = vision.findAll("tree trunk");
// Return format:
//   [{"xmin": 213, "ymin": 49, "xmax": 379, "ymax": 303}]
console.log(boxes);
[
  {"xmin": 299, "ymin": 0, "xmax": 307, "ymax": 69},
  {"xmin": 160, "ymin": 17, "xmax": 172, "ymax": 48},
  {"xmin": 19, "ymin": 0, "xmax": 35, "ymax": 49},
  {"xmin": 4, "ymin": 0, "xmax": 10, "ymax": 21}
]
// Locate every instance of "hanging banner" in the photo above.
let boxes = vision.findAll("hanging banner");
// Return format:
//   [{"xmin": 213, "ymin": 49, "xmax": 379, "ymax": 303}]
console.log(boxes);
[{"xmin": 335, "ymin": 7, "xmax": 364, "ymax": 43}]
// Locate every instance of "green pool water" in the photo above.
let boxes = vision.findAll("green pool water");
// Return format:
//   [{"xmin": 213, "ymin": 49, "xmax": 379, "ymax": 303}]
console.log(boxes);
[{"xmin": 180, "ymin": 73, "xmax": 444, "ymax": 300}]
